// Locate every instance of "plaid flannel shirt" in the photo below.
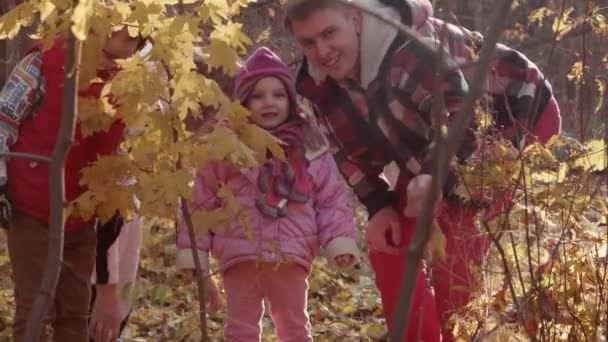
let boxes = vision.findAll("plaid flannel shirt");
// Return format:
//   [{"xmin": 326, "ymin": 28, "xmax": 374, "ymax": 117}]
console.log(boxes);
[{"xmin": 298, "ymin": 6, "xmax": 554, "ymax": 217}]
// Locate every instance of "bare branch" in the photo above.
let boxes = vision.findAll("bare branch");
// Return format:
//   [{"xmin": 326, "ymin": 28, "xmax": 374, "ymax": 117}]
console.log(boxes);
[
  {"xmin": 24, "ymin": 30, "xmax": 81, "ymax": 341},
  {"xmin": 387, "ymin": 0, "xmax": 515, "ymax": 339},
  {"xmin": 179, "ymin": 199, "xmax": 210, "ymax": 342},
  {"xmin": 0, "ymin": 152, "xmax": 52, "ymax": 163}
]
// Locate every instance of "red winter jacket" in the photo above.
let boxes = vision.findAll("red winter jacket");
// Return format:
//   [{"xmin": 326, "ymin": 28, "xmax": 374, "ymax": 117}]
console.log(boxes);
[{"xmin": 8, "ymin": 37, "xmax": 125, "ymax": 233}]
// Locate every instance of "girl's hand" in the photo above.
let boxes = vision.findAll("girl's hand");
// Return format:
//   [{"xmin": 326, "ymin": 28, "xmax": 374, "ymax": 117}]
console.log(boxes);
[
  {"xmin": 204, "ymin": 277, "xmax": 223, "ymax": 314},
  {"xmin": 89, "ymin": 284, "xmax": 123, "ymax": 342},
  {"xmin": 181, "ymin": 269, "xmax": 224, "ymax": 314},
  {"xmin": 334, "ymin": 254, "xmax": 355, "ymax": 269}
]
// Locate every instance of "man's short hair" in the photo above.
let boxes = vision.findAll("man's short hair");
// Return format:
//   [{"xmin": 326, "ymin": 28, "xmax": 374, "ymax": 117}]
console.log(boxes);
[{"xmin": 284, "ymin": 0, "xmax": 349, "ymax": 31}]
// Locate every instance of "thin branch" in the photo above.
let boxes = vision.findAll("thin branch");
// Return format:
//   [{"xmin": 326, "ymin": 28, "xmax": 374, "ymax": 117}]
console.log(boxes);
[
  {"xmin": 388, "ymin": 0, "xmax": 515, "ymax": 339},
  {"xmin": 173, "ymin": 120, "xmax": 209, "ymax": 342},
  {"xmin": 25, "ymin": 31, "xmax": 82, "ymax": 341},
  {"xmin": 0, "ymin": 152, "xmax": 52, "ymax": 163},
  {"xmin": 164, "ymin": 0, "xmax": 209, "ymax": 329},
  {"xmin": 179, "ymin": 199, "xmax": 209, "ymax": 342}
]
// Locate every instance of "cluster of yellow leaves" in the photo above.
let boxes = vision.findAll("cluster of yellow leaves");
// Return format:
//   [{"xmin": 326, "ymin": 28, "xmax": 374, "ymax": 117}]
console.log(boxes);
[
  {"xmin": 1, "ymin": 0, "xmax": 285, "ymax": 227},
  {"xmin": 452, "ymin": 132, "xmax": 608, "ymax": 340},
  {"xmin": 529, "ymin": 5, "xmax": 608, "ymax": 40}
]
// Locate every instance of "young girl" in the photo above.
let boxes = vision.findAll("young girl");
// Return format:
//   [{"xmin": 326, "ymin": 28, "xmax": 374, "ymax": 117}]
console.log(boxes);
[{"xmin": 176, "ymin": 47, "xmax": 359, "ymax": 342}]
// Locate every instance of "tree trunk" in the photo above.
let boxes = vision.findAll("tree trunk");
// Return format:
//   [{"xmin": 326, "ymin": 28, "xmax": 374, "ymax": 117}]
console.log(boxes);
[{"xmin": 24, "ymin": 30, "xmax": 81, "ymax": 342}]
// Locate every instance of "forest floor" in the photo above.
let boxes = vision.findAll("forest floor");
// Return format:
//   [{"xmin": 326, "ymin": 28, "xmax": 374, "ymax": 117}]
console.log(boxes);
[{"xmin": 0, "ymin": 203, "xmax": 390, "ymax": 341}]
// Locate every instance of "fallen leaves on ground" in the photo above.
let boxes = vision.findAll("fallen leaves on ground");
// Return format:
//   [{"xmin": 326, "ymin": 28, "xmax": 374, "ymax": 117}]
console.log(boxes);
[{"xmin": 0, "ymin": 219, "xmax": 387, "ymax": 342}]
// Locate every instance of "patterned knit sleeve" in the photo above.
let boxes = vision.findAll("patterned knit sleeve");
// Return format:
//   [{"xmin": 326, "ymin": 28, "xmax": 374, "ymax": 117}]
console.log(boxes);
[{"xmin": 0, "ymin": 51, "xmax": 45, "ymax": 152}]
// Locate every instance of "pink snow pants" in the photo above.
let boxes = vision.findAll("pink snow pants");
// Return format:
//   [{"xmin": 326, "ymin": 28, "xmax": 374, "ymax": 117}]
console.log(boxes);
[{"xmin": 222, "ymin": 261, "xmax": 313, "ymax": 342}]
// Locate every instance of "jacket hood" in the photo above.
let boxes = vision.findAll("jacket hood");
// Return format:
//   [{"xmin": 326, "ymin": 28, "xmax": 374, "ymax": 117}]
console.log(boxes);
[
  {"xmin": 304, "ymin": 0, "xmax": 433, "ymax": 89},
  {"xmin": 401, "ymin": 0, "xmax": 433, "ymax": 28}
]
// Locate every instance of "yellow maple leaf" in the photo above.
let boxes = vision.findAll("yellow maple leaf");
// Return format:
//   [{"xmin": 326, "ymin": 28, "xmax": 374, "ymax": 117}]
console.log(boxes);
[
  {"xmin": 124, "ymin": 0, "xmax": 164, "ymax": 37},
  {"xmin": 29, "ymin": 5, "xmax": 69, "ymax": 51},
  {"xmin": 0, "ymin": 1, "xmax": 37, "ymax": 39},
  {"xmin": 71, "ymin": 0, "xmax": 94, "ymax": 40},
  {"xmin": 78, "ymin": 97, "xmax": 116, "ymax": 137},
  {"xmin": 222, "ymin": 101, "xmax": 285, "ymax": 162},
  {"xmin": 360, "ymin": 322, "xmax": 387, "ymax": 339},
  {"xmin": 79, "ymin": 34, "xmax": 105, "ymax": 89},
  {"xmin": 203, "ymin": 38, "xmax": 241, "ymax": 75},
  {"xmin": 198, "ymin": 0, "xmax": 230, "ymax": 24},
  {"xmin": 150, "ymin": 18, "xmax": 197, "ymax": 73},
  {"xmin": 67, "ymin": 190, "xmax": 98, "ymax": 221},
  {"xmin": 39, "ymin": 1, "xmax": 57, "ymax": 23},
  {"xmin": 50, "ymin": 0, "xmax": 72, "ymax": 11},
  {"xmin": 574, "ymin": 139, "xmax": 608, "ymax": 172},
  {"xmin": 428, "ymin": 219, "xmax": 447, "ymax": 263},
  {"xmin": 171, "ymin": 72, "xmax": 208, "ymax": 119},
  {"xmin": 210, "ymin": 21, "xmax": 252, "ymax": 53}
]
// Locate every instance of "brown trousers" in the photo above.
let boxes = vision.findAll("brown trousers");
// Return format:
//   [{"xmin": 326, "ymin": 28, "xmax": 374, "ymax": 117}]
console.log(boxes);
[{"xmin": 7, "ymin": 211, "xmax": 96, "ymax": 342}]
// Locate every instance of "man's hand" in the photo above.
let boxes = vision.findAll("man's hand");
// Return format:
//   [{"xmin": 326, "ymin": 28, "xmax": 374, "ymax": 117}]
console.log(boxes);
[
  {"xmin": 0, "ymin": 183, "xmax": 12, "ymax": 229},
  {"xmin": 89, "ymin": 284, "xmax": 123, "ymax": 342},
  {"xmin": 365, "ymin": 206, "xmax": 402, "ymax": 255}
]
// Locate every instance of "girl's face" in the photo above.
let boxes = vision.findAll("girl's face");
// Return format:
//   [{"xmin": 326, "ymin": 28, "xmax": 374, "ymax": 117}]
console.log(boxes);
[{"xmin": 246, "ymin": 77, "xmax": 290, "ymax": 130}]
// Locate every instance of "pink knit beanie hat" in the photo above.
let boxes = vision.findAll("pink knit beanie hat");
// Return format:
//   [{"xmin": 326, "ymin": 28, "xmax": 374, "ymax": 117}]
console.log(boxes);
[{"xmin": 234, "ymin": 46, "xmax": 301, "ymax": 118}]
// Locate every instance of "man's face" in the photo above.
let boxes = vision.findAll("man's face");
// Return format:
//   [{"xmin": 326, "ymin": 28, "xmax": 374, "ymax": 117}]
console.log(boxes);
[
  {"xmin": 100, "ymin": 27, "xmax": 142, "ymax": 70},
  {"xmin": 290, "ymin": 7, "xmax": 362, "ymax": 82}
]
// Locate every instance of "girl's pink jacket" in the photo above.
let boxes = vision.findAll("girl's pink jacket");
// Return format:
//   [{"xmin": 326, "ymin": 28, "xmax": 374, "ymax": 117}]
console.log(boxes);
[{"xmin": 176, "ymin": 149, "xmax": 359, "ymax": 273}]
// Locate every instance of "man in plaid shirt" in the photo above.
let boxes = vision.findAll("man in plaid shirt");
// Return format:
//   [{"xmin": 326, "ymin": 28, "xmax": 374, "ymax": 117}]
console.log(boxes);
[{"xmin": 284, "ymin": 0, "xmax": 561, "ymax": 340}]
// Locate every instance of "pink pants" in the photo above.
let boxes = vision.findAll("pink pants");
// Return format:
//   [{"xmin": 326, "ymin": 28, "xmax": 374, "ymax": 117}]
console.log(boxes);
[{"xmin": 222, "ymin": 261, "xmax": 313, "ymax": 342}]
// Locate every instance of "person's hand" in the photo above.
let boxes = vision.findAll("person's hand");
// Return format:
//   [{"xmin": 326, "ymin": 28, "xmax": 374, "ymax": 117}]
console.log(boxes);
[
  {"xmin": 403, "ymin": 175, "xmax": 433, "ymax": 218},
  {"xmin": 182, "ymin": 269, "xmax": 223, "ymax": 314},
  {"xmin": 89, "ymin": 284, "xmax": 122, "ymax": 342},
  {"xmin": 334, "ymin": 254, "xmax": 355, "ymax": 269},
  {"xmin": 0, "ymin": 182, "xmax": 12, "ymax": 230},
  {"xmin": 203, "ymin": 276, "xmax": 223, "ymax": 314},
  {"xmin": 365, "ymin": 206, "xmax": 402, "ymax": 255}
]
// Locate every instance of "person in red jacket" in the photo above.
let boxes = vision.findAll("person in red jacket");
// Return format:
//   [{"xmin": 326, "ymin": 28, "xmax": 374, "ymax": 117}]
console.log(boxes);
[{"xmin": 0, "ymin": 27, "xmax": 144, "ymax": 342}]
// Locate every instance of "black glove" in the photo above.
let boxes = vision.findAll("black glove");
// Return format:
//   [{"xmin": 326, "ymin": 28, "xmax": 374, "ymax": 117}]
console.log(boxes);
[
  {"xmin": 95, "ymin": 211, "xmax": 124, "ymax": 284},
  {"xmin": 0, "ymin": 183, "xmax": 12, "ymax": 229}
]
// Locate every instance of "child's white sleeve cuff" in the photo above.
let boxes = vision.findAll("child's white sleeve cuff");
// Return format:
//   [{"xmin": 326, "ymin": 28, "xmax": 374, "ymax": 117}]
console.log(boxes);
[
  {"xmin": 324, "ymin": 237, "xmax": 359, "ymax": 270},
  {"xmin": 176, "ymin": 249, "xmax": 210, "ymax": 271}
]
